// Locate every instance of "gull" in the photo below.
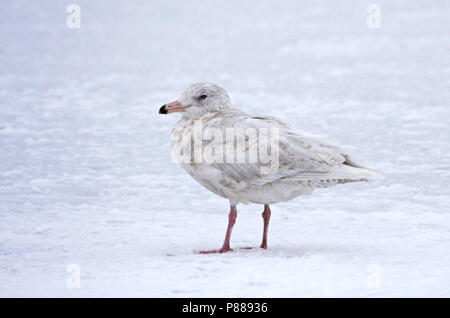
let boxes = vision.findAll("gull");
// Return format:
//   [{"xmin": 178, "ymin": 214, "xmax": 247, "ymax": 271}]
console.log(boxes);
[{"xmin": 159, "ymin": 83, "xmax": 382, "ymax": 253}]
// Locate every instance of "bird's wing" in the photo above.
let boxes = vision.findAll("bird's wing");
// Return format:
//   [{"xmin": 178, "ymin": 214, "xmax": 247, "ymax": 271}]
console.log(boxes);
[{"xmin": 200, "ymin": 110, "xmax": 376, "ymax": 189}]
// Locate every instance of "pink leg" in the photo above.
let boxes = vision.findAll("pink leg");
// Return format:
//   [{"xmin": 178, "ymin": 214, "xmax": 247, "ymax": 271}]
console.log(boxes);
[
  {"xmin": 199, "ymin": 205, "xmax": 237, "ymax": 254},
  {"xmin": 260, "ymin": 204, "xmax": 271, "ymax": 249}
]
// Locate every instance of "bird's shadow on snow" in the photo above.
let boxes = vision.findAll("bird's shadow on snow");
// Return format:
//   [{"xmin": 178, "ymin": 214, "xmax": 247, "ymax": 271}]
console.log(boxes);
[
  {"xmin": 262, "ymin": 244, "xmax": 364, "ymax": 258},
  {"xmin": 172, "ymin": 243, "xmax": 365, "ymax": 258}
]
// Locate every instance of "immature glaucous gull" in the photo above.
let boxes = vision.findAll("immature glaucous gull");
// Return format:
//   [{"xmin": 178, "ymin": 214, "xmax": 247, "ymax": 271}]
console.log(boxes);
[{"xmin": 159, "ymin": 83, "xmax": 382, "ymax": 253}]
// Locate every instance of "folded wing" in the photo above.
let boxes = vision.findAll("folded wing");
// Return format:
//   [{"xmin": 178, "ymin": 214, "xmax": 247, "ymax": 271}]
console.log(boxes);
[{"xmin": 202, "ymin": 110, "xmax": 382, "ymax": 189}]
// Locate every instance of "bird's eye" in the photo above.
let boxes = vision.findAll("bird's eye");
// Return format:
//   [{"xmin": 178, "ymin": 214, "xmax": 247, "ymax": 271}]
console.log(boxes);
[{"xmin": 198, "ymin": 95, "xmax": 207, "ymax": 100}]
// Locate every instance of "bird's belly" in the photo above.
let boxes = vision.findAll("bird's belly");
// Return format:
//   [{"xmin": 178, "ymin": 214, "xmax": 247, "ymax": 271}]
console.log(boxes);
[
  {"xmin": 180, "ymin": 163, "xmax": 327, "ymax": 204},
  {"xmin": 180, "ymin": 163, "xmax": 246, "ymax": 201}
]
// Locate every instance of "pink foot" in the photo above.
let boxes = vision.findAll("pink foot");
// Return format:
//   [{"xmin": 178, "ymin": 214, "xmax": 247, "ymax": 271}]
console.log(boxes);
[{"xmin": 198, "ymin": 206, "xmax": 237, "ymax": 255}]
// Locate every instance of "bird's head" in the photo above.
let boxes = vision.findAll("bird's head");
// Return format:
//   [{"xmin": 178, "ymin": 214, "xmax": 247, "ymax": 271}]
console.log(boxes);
[{"xmin": 159, "ymin": 83, "xmax": 231, "ymax": 119}]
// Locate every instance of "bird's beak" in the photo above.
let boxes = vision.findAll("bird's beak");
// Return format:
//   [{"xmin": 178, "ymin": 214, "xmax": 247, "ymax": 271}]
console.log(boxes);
[{"xmin": 159, "ymin": 100, "xmax": 189, "ymax": 114}]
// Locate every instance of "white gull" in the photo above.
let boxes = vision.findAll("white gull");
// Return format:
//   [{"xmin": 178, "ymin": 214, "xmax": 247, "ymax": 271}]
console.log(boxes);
[{"xmin": 159, "ymin": 82, "xmax": 383, "ymax": 253}]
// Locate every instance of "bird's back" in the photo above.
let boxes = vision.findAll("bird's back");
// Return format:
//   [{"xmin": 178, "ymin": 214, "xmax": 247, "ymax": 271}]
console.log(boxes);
[{"xmin": 171, "ymin": 108, "xmax": 382, "ymax": 204}]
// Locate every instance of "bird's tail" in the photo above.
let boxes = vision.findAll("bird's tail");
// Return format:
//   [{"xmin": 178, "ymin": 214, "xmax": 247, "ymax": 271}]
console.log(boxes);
[{"xmin": 342, "ymin": 157, "xmax": 384, "ymax": 181}]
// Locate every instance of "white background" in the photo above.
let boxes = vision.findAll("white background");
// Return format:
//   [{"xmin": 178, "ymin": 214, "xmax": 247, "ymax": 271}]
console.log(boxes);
[{"xmin": 0, "ymin": 0, "xmax": 449, "ymax": 297}]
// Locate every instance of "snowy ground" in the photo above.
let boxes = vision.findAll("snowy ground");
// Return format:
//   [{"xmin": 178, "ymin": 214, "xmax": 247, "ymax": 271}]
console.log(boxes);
[{"xmin": 1, "ymin": 0, "xmax": 449, "ymax": 297}]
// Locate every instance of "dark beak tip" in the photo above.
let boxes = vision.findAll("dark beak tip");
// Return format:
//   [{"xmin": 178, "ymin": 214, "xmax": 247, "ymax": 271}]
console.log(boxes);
[{"xmin": 159, "ymin": 105, "xmax": 168, "ymax": 114}]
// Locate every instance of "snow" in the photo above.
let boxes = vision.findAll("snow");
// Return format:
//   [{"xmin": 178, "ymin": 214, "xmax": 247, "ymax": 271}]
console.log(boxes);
[{"xmin": 1, "ymin": 0, "xmax": 449, "ymax": 297}]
